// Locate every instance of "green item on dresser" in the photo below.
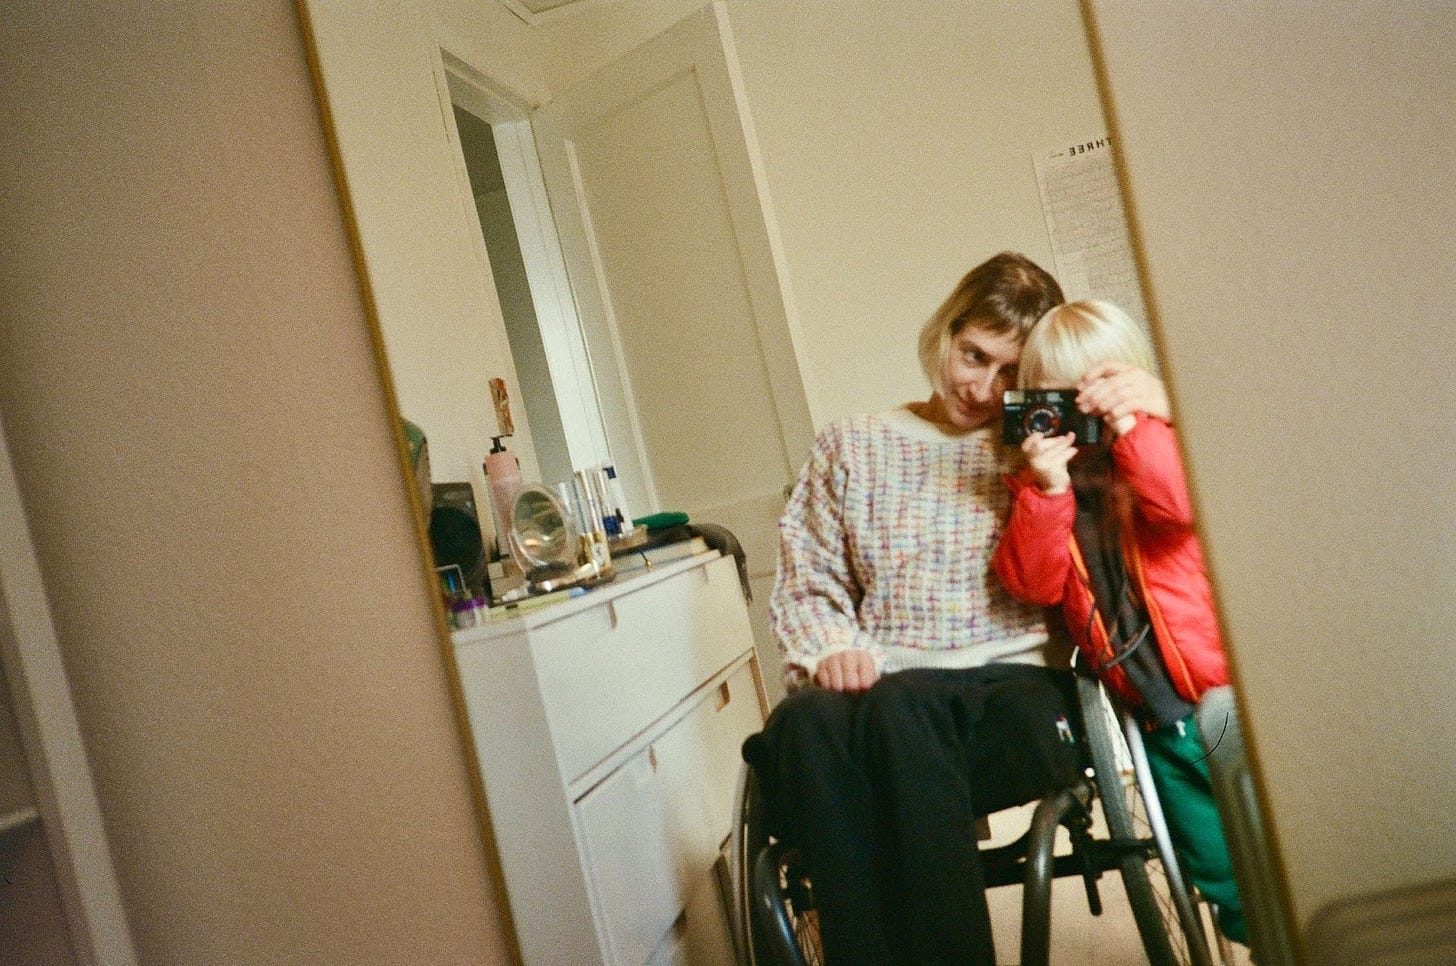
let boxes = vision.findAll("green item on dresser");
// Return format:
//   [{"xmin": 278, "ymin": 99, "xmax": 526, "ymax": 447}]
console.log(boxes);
[{"xmin": 632, "ymin": 511, "xmax": 689, "ymax": 530}]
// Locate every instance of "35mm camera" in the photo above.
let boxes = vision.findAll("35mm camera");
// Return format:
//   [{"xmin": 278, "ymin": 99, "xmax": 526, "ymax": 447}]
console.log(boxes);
[{"xmin": 1002, "ymin": 389, "xmax": 1103, "ymax": 446}]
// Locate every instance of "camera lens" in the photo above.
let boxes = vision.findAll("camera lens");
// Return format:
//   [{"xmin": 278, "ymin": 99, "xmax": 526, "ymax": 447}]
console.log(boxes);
[{"xmin": 1026, "ymin": 406, "xmax": 1060, "ymax": 435}]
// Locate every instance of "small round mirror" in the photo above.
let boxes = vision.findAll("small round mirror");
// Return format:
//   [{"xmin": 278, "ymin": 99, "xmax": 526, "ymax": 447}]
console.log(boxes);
[{"xmin": 510, "ymin": 485, "xmax": 578, "ymax": 572}]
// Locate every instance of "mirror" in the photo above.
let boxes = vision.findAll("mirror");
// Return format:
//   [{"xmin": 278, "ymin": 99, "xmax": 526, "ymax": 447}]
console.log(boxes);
[
  {"xmin": 300, "ymin": 1, "xmax": 1273, "ymax": 962},
  {"xmin": 510, "ymin": 485, "xmax": 576, "ymax": 574}
]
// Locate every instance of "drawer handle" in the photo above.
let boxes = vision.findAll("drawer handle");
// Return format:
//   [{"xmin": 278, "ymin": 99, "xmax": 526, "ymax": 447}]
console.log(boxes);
[
  {"xmin": 607, "ymin": 600, "xmax": 618, "ymax": 629},
  {"xmin": 715, "ymin": 680, "xmax": 732, "ymax": 711},
  {"xmin": 648, "ymin": 745, "xmax": 659, "ymax": 772}
]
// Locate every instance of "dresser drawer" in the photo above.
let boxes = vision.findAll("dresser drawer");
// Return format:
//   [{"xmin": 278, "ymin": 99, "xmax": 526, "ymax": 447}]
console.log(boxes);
[
  {"xmin": 574, "ymin": 662, "xmax": 762, "ymax": 965},
  {"xmin": 532, "ymin": 555, "xmax": 752, "ymax": 783}
]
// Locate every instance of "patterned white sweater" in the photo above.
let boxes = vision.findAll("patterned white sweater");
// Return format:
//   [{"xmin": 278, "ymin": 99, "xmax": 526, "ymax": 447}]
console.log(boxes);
[{"xmin": 770, "ymin": 406, "xmax": 1067, "ymax": 685}]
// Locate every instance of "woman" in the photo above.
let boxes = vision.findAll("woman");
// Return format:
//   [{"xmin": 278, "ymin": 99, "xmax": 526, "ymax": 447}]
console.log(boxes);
[{"xmin": 743, "ymin": 252, "xmax": 1082, "ymax": 965}]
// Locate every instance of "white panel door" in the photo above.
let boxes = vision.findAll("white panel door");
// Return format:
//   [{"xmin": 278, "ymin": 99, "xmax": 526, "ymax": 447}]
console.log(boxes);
[{"xmin": 532, "ymin": 3, "xmax": 813, "ymax": 621}]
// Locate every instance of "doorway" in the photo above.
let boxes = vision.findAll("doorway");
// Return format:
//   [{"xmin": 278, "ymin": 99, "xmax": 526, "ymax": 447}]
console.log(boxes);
[
  {"xmin": 442, "ymin": 57, "xmax": 613, "ymax": 495},
  {"xmin": 451, "ymin": 105, "xmax": 573, "ymax": 486}
]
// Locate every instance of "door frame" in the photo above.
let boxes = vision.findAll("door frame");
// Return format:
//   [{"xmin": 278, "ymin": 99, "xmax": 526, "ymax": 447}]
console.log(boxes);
[
  {"xmin": 0, "ymin": 419, "xmax": 137, "ymax": 965},
  {"xmin": 437, "ymin": 51, "xmax": 616, "ymax": 481}
]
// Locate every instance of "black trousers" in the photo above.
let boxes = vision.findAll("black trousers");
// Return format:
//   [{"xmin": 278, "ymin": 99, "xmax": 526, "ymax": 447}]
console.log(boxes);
[{"xmin": 741, "ymin": 664, "xmax": 1082, "ymax": 966}]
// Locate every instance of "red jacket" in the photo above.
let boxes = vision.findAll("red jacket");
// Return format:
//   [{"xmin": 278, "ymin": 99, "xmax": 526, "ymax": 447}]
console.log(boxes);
[{"xmin": 992, "ymin": 417, "xmax": 1227, "ymax": 710}]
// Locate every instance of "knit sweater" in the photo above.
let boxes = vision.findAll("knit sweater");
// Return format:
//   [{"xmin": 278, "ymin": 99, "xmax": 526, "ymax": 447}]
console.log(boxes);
[{"xmin": 770, "ymin": 405, "xmax": 1067, "ymax": 686}]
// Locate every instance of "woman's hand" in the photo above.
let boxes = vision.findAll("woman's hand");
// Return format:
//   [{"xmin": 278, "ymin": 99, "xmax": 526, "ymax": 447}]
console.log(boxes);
[
  {"xmin": 814, "ymin": 649, "xmax": 880, "ymax": 692},
  {"xmin": 1022, "ymin": 432, "xmax": 1076, "ymax": 494},
  {"xmin": 1077, "ymin": 361, "xmax": 1170, "ymax": 436}
]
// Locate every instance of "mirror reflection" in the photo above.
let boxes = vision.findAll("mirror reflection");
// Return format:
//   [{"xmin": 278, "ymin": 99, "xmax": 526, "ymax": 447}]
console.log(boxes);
[
  {"xmin": 510, "ymin": 485, "xmax": 576, "ymax": 573},
  {"xmin": 302, "ymin": 1, "xmax": 1272, "ymax": 963}
]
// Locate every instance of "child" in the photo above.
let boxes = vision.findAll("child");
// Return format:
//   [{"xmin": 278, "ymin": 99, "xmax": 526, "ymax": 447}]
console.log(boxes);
[{"xmin": 991, "ymin": 299, "xmax": 1247, "ymax": 945}]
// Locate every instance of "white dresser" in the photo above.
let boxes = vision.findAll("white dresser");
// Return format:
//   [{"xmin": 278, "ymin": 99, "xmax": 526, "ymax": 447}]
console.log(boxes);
[{"xmin": 452, "ymin": 552, "xmax": 767, "ymax": 965}]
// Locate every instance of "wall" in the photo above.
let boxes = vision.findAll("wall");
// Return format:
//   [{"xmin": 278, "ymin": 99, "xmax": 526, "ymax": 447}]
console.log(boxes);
[
  {"xmin": 433, "ymin": 0, "xmax": 1107, "ymax": 429},
  {"xmin": 717, "ymin": 1, "xmax": 1105, "ymax": 423},
  {"xmin": 0, "ymin": 4, "xmax": 510, "ymax": 962},
  {"xmin": 1087, "ymin": 0, "xmax": 1456, "ymax": 933}
]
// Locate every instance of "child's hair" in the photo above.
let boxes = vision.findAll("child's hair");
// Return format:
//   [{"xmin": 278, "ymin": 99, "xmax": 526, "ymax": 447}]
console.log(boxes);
[{"xmin": 1017, "ymin": 299, "xmax": 1156, "ymax": 388}]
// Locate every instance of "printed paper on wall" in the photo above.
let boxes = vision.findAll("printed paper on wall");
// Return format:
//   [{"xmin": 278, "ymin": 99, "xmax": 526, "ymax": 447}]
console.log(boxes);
[{"xmin": 1033, "ymin": 136, "xmax": 1149, "ymax": 334}]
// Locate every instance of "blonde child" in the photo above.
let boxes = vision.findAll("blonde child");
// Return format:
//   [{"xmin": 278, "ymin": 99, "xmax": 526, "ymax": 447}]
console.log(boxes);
[{"xmin": 991, "ymin": 299, "xmax": 1247, "ymax": 944}]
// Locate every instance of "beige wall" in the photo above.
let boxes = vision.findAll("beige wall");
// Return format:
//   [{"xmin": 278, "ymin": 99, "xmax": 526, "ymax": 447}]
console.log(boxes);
[
  {"xmin": 432, "ymin": 0, "xmax": 705, "ymax": 107},
  {"xmin": 0, "ymin": 4, "xmax": 509, "ymax": 963},
  {"xmin": 719, "ymin": 1, "xmax": 1105, "ymax": 423},
  {"xmin": 1088, "ymin": 0, "xmax": 1456, "ymax": 933}
]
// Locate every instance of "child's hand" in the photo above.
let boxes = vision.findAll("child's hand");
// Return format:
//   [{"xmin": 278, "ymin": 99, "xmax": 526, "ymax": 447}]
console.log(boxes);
[
  {"xmin": 1022, "ymin": 432, "xmax": 1076, "ymax": 494},
  {"xmin": 1076, "ymin": 361, "xmax": 1170, "ymax": 436}
]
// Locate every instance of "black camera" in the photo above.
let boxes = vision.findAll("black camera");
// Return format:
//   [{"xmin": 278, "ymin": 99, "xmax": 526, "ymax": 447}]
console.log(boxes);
[{"xmin": 1002, "ymin": 389, "xmax": 1103, "ymax": 445}]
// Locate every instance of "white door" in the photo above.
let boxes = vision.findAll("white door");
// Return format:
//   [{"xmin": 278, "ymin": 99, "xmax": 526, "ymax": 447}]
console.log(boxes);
[{"xmin": 533, "ymin": 4, "xmax": 813, "ymax": 639}]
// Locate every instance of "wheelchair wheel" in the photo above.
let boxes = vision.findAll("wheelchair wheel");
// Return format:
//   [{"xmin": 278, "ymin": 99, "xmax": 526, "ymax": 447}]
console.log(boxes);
[
  {"xmin": 1077, "ymin": 675, "xmax": 1222, "ymax": 966},
  {"xmin": 731, "ymin": 764, "xmax": 825, "ymax": 966},
  {"xmin": 759, "ymin": 844, "xmax": 824, "ymax": 966}
]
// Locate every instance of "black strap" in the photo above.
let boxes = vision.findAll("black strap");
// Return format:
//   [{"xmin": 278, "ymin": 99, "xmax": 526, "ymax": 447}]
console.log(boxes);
[{"xmin": 1071, "ymin": 455, "xmax": 1193, "ymax": 728}]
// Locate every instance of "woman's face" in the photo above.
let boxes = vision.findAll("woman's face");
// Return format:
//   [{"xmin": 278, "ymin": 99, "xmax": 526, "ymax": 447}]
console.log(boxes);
[{"xmin": 936, "ymin": 326, "xmax": 1023, "ymax": 431}]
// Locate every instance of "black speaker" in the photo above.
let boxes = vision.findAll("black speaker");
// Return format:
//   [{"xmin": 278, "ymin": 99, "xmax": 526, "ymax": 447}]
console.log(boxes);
[{"xmin": 430, "ymin": 481, "xmax": 488, "ymax": 598}]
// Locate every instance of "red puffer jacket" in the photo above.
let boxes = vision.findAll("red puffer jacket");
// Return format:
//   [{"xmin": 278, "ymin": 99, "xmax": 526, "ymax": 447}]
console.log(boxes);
[{"xmin": 992, "ymin": 416, "xmax": 1228, "ymax": 710}]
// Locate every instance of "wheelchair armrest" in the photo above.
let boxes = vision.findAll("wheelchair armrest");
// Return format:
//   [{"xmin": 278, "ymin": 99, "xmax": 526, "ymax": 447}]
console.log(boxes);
[{"xmin": 689, "ymin": 522, "xmax": 752, "ymax": 601}]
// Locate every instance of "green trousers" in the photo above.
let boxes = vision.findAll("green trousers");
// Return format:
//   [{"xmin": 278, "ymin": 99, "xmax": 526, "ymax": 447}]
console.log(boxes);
[{"xmin": 1141, "ymin": 715, "xmax": 1248, "ymax": 945}]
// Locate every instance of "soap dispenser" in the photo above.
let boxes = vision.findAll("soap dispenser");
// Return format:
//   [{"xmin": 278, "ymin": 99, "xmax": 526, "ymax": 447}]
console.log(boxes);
[{"xmin": 483, "ymin": 434, "xmax": 521, "ymax": 563}]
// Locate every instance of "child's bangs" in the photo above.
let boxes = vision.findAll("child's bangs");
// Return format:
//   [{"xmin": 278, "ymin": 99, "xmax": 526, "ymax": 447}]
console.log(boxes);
[{"xmin": 1023, "ymin": 324, "xmax": 1099, "ymax": 387}]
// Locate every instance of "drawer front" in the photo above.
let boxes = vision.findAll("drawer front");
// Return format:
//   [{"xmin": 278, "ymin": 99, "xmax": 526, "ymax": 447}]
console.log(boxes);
[
  {"xmin": 575, "ymin": 663, "xmax": 762, "ymax": 965},
  {"xmin": 668, "ymin": 662, "xmax": 765, "ymax": 845},
  {"xmin": 533, "ymin": 555, "xmax": 753, "ymax": 783}
]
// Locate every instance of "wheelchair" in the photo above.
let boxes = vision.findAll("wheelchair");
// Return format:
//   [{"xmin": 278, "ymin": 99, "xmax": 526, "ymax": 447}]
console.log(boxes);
[{"xmin": 726, "ymin": 671, "xmax": 1238, "ymax": 966}]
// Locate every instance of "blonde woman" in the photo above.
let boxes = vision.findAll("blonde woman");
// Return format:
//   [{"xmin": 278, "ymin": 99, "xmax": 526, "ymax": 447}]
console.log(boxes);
[{"xmin": 744, "ymin": 253, "xmax": 1081, "ymax": 965}]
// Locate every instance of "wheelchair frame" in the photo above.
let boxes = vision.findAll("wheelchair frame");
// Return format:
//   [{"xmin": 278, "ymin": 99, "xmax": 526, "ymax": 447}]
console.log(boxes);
[{"xmin": 727, "ymin": 673, "xmax": 1228, "ymax": 966}]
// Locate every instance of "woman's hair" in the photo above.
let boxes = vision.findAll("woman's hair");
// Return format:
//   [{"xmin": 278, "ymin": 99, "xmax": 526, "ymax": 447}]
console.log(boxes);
[
  {"xmin": 916, "ymin": 252, "xmax": 1063, "ymax": 393},
  {"xmin": 1017, "ymin": 299, "xmax": 1155, "ymax": 388}
]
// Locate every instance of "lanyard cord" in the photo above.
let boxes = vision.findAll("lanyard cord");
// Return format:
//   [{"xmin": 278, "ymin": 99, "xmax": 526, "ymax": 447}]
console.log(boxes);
[{"xmin": 1079, "ymin": 568, "xmax": 1154, "ymax": 673}]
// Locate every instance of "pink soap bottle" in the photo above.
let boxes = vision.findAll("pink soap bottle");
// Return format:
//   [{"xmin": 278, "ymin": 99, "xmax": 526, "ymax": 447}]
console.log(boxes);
[{"xmin": 483, "ymin": 434, "xmax": 521, "ymax": 561}]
